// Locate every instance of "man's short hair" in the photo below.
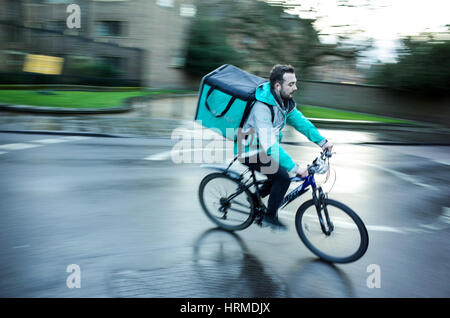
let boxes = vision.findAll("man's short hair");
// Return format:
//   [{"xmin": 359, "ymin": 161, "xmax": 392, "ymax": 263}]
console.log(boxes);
[{"xmin": 269, "ymin": 64, "xmax": 295, "ymax": 89}]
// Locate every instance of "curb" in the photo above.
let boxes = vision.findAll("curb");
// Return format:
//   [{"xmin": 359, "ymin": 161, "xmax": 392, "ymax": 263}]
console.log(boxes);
[
  {"xmin": 282, "ymin": 140, "xmax": 450, "ymax": 146},
  {"xmin": 0, "ymin": 102, "xmax": 437, "ymax": 129},
  {"xmin": 309, "ymin": 120, "xmax": 447, "ymax": 131},
  {"xmin": 0, "ymin": 93, "xmax": 199, "ymax": 115},
  {"xmin": 0, "ymin": 103, "xmax": 131, "ymax": 114},
  {"xmin": 1, "ymin": 129, "xmax": 449, "ymax": 146},
  {"xmin": 0, "ymin": 129, "xmax": 127, "ymax": 138},
  {"xmin": 1, "ymin": 94, "xmax": 448, "ymax": 139}
]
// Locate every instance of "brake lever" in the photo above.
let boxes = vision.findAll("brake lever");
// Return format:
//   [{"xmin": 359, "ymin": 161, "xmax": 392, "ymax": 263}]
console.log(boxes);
[
  {"xmin": 307, "ymin": 164, "xmax": 315, "ymax": 175},
  {"xmin": 321, "ymin": 150, "xmax": 335, "ymax": 159}
]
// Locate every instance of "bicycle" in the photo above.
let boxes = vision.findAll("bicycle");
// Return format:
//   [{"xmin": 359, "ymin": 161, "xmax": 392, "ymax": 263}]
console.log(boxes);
[{"xmin": 198, "ymin": 149, "xmax": 369, "ymax": 264}]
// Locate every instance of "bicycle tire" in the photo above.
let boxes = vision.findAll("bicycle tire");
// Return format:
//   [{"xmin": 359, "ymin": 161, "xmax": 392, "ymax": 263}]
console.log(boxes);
[
  {"xmin": 295, "ymin": 199, "xmax": 369, "ymax": 263},
  {"xmin": 199, "ymin": 172, "xmax": 255, "ymax": 231}
]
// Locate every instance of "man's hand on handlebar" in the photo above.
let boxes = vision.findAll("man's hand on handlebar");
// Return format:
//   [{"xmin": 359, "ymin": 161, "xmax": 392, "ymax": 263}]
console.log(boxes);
[
  {"xmin": 296, "ymin": 166, "xmax": 309, "ymax": 178},
  {"xmin": 322, "ymin": 140, "xmax": 334, "ymax": 153}
]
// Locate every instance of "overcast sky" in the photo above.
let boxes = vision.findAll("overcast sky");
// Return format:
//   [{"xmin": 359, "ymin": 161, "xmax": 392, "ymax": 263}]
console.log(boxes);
[{"xmin": 266, "ymin": 0, "xmax": 450, "ymax": 64}]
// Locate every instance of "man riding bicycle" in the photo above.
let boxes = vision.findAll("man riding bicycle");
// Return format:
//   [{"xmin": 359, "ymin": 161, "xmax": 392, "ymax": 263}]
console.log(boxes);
[{"xmin": 235, "ymin": 64, "xmax": 334, "ymax": 230}]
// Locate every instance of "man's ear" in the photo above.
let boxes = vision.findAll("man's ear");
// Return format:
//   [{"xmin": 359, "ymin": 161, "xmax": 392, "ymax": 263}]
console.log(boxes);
[{"xmin": 274, "ymin": 82, "xmax": 281, "ymax": 92}]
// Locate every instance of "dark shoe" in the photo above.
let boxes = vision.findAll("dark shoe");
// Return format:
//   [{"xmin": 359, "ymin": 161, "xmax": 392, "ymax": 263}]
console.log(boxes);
[
  {"xmin": 259, "ymin": 181, "xmax": 271, "ymax": 198},
  {"xmin": 252, "ymin": 194, "xmax": 266, "ymax": 209},
  {"xmin": 262, "ymin": 215, "xmax": 288, "ymax": 231}
]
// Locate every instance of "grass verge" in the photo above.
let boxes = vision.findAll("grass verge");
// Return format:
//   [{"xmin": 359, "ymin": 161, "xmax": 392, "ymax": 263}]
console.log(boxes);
[
  {"xmin": 300, "ymin": 105, "xmax": 414, "ymax": 124},
  {"xmin": 0, "ymin": 89, "xmax": 194, "ymax": 109},
  {"xmin": 0, "ymin": 89, "xmax": 414, "ymax": 124}
]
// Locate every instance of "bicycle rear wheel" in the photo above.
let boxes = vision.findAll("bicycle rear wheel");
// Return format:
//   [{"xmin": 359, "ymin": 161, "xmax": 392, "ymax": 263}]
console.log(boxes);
[
  {"xmin": 199, "ymin": 173, "xmax": 255, "ymax": 231},
  {"xmin": 295, "ymin": 199, "xmax": 369, "ymax": 263}
]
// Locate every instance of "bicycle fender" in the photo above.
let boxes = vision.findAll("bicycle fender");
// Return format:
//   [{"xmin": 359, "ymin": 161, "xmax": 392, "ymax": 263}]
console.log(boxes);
[{"xmin": 200, "ymin": 164, "xmax": 242, "ymax": 180}]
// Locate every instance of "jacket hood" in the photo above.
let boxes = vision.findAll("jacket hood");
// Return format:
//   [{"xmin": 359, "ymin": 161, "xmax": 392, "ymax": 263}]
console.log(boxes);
[
  {"xmin": 255, "ymin": 82, "xmax": 296, "ymax": 112},
  {"xmin": 255, "ymin": 82, "xmax": 278, "ymax": 106}
]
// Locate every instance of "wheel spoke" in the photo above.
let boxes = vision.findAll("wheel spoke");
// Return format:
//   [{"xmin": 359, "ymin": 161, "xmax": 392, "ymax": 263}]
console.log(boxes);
[
  {"xmin": 200, "ymin": 173, "xmax": 255, "ymax": 231},
  {"xmin": 230, "ymin": 199, "xmax": 251, "ymax": 209},
  {"xmin": 296, "ymin": 199, "xmax": 368, "ymax": 263},
  {"xmin": 228, "ymin": 207, "xmax": 251, "ymax": 215}
]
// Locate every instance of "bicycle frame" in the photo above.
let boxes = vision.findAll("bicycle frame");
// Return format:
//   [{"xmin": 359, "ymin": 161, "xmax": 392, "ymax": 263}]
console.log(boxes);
[
  {"xmin": 222, "ymin": 169, "xmax": 315, "ymax": 210},
  {"xmin": 221, "ymin": 168, "xmax": 333, "ymax": 235},
  {"xmin": 280, "ymin": 174, "xmax": 316, "ymax": 209},
  {"xmin": 290, "ymin": 175, "xmax": 334, "ymax": 236},
  {"xmin": 212, "ymin": 148, "xmax": 334, "ymax": 233}
]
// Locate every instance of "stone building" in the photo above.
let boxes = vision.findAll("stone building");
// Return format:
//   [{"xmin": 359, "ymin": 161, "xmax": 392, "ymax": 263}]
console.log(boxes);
[
  {"xmin": 0, "ymin": 0, "xmax": 197, "ymax": 87},
  {"xmin": 0, "ymin": 0, "xmax": 365, "ymax": 87}
]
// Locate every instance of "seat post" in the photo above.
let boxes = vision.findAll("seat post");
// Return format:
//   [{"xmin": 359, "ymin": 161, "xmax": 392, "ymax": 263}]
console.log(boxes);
[{"xmin": 250, "ymin": 168, "xmax": 262, "ymax": 198}]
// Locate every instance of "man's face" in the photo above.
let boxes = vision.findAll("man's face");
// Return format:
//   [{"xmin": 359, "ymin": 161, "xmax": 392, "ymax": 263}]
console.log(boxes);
[{"xmin": 276, "ymin": 72, "xmax": 298, "ymax": 100}]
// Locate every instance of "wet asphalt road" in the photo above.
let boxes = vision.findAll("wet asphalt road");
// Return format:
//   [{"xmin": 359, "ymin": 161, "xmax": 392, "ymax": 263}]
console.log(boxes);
[{"xmin": 0, "ymin": 131, "xmax": 449, "ymax": 298}]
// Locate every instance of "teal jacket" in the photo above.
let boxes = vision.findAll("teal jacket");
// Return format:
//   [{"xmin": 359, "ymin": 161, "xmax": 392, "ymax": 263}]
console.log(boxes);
[{"xmin": 234, "ymin": 82, "xmax": 326, "ymax": 174}]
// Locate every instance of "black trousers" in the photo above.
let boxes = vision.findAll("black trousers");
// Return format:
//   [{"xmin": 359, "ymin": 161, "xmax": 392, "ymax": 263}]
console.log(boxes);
[{"xmin": 241, "ymin": 155, "xmax": 291, "ymax": 217}]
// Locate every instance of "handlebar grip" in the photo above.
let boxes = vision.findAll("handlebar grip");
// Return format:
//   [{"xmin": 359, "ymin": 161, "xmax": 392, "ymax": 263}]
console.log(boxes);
[{"xmin": 322, "ymin": 149, "xmax": 333, "ymax": 159}]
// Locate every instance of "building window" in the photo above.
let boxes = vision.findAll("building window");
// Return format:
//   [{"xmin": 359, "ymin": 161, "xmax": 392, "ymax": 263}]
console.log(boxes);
[
  {"xmin": 97, "ymin": 56, "xmax": 124, "ymax": 75},
  {"xmin": 5, "ymin": 0, "xmax": 20, "ymax": 20},
  {"xmin": 94, "ymin": 21, "xmax": 125, "ymax": 37},
  {"xmin": 169, "ymin": 54, "xmax": 185, "ymax": 68},
  {"xmin": 45, "ymin": 21, "xmax": 67, "ymax": 32},
  {"xmin": 6, "ymin": 25, "xmax": 23, "ymax": 43},
  {"xmin": 1, "ymin": 50, "xmax": 26, "ymax": 72},
  {"xmin": 156, "ymin": 0, "xmax": 174, "ymax": 8},
  {"xmin": 44, "ymin": 0, "xmax": 72, "ymax": 3},
  {"xmin": 180, "ymin": 4, "xmax": 196, "ymax": 18}
]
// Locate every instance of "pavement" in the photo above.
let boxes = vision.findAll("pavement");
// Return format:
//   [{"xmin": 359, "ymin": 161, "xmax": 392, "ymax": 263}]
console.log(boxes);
[
  {"xmin": 0, "ymin": 95, "xmax": 449, "ymax": 145},
  {"xmin": 1, "ymin": 96, "xmax": 449, "ymax": 298},
  {"xmin": 0, "ymin": 131, "xmax": 449, "ymax": 298}
]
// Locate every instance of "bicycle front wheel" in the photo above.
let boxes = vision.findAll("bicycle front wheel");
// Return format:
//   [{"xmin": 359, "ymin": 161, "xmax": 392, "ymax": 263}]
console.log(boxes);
[
  {"xmin": 295, "ymin": 199, "xmax": 369, "ymax": 263},
  {"xmin": 199, "ymin": 173, "xmax": 255, "ymax": 231}
]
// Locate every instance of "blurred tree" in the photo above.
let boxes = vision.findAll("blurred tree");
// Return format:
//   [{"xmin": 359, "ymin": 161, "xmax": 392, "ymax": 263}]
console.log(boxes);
[
  {"xmin": 369, "ymin": 34, "xmax": 450, "ymax": 94},
  {"xmin": 184, "ymin": 18, "xmax": 244, "ymax": 76},
  {"xmin": 185, "ymin": 0, "xmax": 358, "ymax": 79}
]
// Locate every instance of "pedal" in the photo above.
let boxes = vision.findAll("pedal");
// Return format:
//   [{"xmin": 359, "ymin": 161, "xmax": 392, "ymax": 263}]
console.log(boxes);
[{"xmin": 254, "ymin": 213, "xmax": 264, "ymax": 226}]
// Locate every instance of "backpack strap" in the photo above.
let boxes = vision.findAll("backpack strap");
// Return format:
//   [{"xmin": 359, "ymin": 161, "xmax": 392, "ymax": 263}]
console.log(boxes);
[
  {"xmin": 235, "ymin": 100, "xmax": 275, "ymax": 143},
  {"xmin": 238, "ymin": 100, "xmax": 275, "ymax": 130},
  {"xmin": 260, "ymin": 101, "xmax": 275, "ymax": 124}
]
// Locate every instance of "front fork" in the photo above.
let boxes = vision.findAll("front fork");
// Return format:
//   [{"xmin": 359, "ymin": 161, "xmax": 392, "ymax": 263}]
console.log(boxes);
[{"xmin": 312, "ymin": 186, "xmax": 334, "ymax": 236}]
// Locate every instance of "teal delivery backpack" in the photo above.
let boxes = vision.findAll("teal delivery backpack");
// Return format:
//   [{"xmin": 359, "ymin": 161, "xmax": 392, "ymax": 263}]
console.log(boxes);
[{"xmin": 195, "ymin": 64, "xmax": 267, "ymax": 140}]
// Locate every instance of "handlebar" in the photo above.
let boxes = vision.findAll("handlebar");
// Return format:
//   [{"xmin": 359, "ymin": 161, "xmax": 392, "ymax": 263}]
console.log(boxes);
[
  {"xmin": 290, "ymin": 150, "xmax": 334, "ymax": 182},
  {"xmin": 321, "ymin": 148, "xmax": 333, "ymax": 160}
]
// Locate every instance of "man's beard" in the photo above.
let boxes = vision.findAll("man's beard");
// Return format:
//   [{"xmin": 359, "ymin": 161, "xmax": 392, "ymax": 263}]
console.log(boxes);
[{"xmin": 280, "ymin": 90, "xmax": 291, "ymax": 101}]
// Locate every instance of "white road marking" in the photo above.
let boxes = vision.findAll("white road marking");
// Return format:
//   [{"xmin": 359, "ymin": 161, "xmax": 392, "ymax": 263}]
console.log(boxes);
[
  {"xmin": 0, "ymin": 136, "xmax": 92, "ymax": 155},
  {"xmin": 31, "ymin": 138, "xmax": 70, "ymax": 144},
  {"xmin": 279, "ymin": 209, "xmax": 404, "ymax": 233},
  {"xmin": 364, "ymin": 163, "xmax": 439, "ymax": 192},
  {"xmin": 144, "ymin": 150, "xmax": 176, "ymax": 161},
  {"xmin": 0, "ymin": 143, "xmax": 41, "ymax": 151},
  {"xmin": 61, "ymin": 136, "xmax": 92, "ymax": 141},
  {"xmin": 148, "ymin": 145, "xmax": 440, "ymax": 192},
  {"xmin": 365, "ymin": 225, "xmax": 407, "ymax": 234},
  {"xmin": 144, "ymin": 147, "xmax": 232, "ymax": 161},
  {"xmin": 373, "ymin": 145, "xmax": 450, "ymax": 167},
  {"xmin": 278, "ymin": 208, "xmax": 447, "ymax": 234},
  {"xmin": 434, "ymin": 159, "xmax": 450, "ymax": 166},
  {"xmin": 419, "ymin": 206, "xmax": 450, "ymax": 231},
  {"xmin": 12, "ymin": 244, "xmax": 31, "ymax": 249}
]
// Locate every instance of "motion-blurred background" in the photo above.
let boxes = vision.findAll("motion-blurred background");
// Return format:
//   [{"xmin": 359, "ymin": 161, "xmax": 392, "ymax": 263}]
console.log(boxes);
[
  {"xmin": 0, "ymin": 0, "xmax": 449, "ymax": 125},
  {"xmin": 0, "ymin": 1, "xmax": 449, "ymax": 299}
]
